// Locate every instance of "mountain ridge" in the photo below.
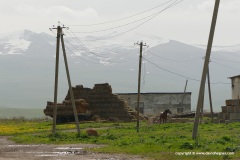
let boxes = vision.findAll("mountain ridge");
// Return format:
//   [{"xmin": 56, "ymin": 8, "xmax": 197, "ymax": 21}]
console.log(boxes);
[{"xmin": 0, "ymin": 29, "xmax": 239, "ymax": 112}]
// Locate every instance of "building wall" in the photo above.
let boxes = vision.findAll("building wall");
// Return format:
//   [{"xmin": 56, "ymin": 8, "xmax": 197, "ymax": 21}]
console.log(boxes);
[
  {"xmin": 63, "ymin": 84, "xmax": 141, "ymax": 121},
  {"xmin": 231, "ymin": 77, "xmax": 240, "ymax": 99},
  {"xmin": 117, "ymin": 92, "xmax": 191, "ymax": 116}
]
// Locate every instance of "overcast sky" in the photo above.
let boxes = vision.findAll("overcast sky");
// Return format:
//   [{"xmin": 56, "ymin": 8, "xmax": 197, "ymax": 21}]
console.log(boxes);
[{"xmin": 0, "ymin": 0, "xmax": 239, "ymax": 46}]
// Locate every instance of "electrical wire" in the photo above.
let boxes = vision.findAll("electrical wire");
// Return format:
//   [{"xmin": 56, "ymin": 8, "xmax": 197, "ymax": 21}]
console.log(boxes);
[
  {"xmin": 147, "ymin": 50, "xmax": 202, "ymax": 62},
  {"xmin": 142, "ymin": 56, "xmax": 230, "ymax": 85},
  {"xmin": 83, "ymin": 0, "xmax": 183, "ymax": 41},
  {"xmin": 68, "ymin": 0, "xmax": 176, "ymax": 26},
  {"xmin": 211, "ymin": 61, "xmax": 240, "ymax": 72},
  {"xmin": 50, "ymin": 30, "xmax": 101, "ymax": 64},
  {"xmin": 71, "ymin": 1, "xmax": 179, "ymax": 34},
  {"xmin": 65, "ymin": 45, "xmax": 101, "ymax": 64},
  {"xmin": 211, "ymin": 57, "xmax": 240, "ymax": 64},
  {"xmin": 66, "ymin": 29, "xmax": 124, "ymax": 64},
  {"xmin": 64, "ymin": 39, "xmax": 102, "ymax": 63}
]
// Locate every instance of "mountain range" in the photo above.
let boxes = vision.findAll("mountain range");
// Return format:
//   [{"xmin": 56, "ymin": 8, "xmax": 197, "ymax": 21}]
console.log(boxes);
[{"xmin": 1, "ymin": 29, "xmax": 240, "ymax": 112}]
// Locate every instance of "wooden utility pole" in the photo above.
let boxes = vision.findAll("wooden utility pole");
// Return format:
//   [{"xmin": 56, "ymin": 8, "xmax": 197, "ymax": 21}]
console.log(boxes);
[
  {"xmin": 201, "ymin": 57, "xmax": 214, "ymax": 122},
  {"xmin": 192, "ymin": 0, "xmax": 220, "ymax": 139},
  {"xmin": 207, "ymin": 66, "xmax": 214, "ymax": 122},
  {"xmin": 52, "ymin": 26, "xmax": 61, "ymax": 135},
  {"xmin": 60, "ymin": 33, "xmax": 80, "ymax": 134},
  {"xmin": 199, "ymin": 86, "xmax": 205, "ymax": 124},
  {"xmin": 52, "ymin": 25, "xmax": 80, "ymax": 135},
  {"xmin": 181, "ymin": 79, "xmax": 188, "ymax": 108},
  {"xmin": 135, "ymin": 41, "xmax": 147, "ymax": 132}
]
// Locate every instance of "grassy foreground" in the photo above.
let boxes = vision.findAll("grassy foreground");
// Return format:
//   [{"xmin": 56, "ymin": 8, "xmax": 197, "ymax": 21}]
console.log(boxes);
[{"xmin": 0, "ymin": 118, "xmax": 240, "ymax": 160}]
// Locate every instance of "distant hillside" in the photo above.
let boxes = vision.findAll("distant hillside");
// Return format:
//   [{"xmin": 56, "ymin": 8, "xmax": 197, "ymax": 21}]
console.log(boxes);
[
  {"xmin": 0, "ymin": 29, "xmax": 239, "ymax": 112},
  {"xmin": 0, "ymin": 107, "xmax": 46, "ymax": 119}
]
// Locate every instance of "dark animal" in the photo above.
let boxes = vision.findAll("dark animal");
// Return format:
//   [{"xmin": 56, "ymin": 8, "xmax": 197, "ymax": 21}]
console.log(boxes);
[{"xmin": 158, "ymin": 109, "xmax": 172, "ymax": 124}]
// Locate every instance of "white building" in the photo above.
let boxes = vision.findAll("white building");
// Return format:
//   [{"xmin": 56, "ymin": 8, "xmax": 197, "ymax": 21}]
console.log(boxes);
[
  {"xmin": 229, "ymin": 75, "xmax": 240, "ymax": 99},
  {"xmin": 117, "ymin": 92, "xmax": 191, "ymax": 116}
]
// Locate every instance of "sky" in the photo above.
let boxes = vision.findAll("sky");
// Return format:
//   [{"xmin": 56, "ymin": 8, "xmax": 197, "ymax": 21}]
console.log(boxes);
[
  {"xmin": 0, "ymin": 0, "xmax": 239, "ymax": 46},
  {"xmin": 0, "ymin": 0, "xmax": 240, "ymax": 113}
]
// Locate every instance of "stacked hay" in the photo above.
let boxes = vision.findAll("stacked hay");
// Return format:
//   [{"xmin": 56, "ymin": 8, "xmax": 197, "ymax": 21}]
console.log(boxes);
[
  {"xmin": 64, "ymin": 83, "xmax": 143, "ymax": 122},
  {"xmin": 43, "ymin": 99, "xmax": 88, "ymax": 118},
  {"xmin": 65, "ymin": 85, "xmax": 92, "ymax": 100},
  {"xmin": 219, "ymin": 99, "xmax": 240, "ymax": 123},
  {"xmin": 83, "ymin": 83, "xmax": 137, "ymax": 121}
]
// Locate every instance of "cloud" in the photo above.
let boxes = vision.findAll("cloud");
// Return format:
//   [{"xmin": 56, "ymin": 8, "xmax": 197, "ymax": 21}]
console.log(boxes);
[
  {"xmin": 197, "ymin": 0, "xmax": 240, "ymax": 14},
  {"xmin": 14, "ymin": 5, "xmax": 98, "ymax": 18},
  {"xmin": 197, "ymin": 1, "xmax": 214, "ymax": 12},
  {"xmin": 220, "ymin": 0, "xmax": 240, "ymax": 14}
]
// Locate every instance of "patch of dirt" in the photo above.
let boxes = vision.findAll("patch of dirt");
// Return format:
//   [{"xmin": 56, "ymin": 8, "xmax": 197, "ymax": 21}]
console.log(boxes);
[{"xmin": 0, "ymin": 136, "xmax": 147, "ymax": 160}]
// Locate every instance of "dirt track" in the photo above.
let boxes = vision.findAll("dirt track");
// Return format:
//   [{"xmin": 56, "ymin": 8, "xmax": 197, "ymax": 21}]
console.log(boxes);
[{"xmin": 0, "ymin": 137, "xmax": 147, "ymax": 160}]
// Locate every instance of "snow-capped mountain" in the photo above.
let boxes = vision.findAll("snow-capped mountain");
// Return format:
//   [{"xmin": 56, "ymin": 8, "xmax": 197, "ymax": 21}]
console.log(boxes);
[
  {"xmin": 0, "ymin": 29, "xmax": 239, "ymax": 112},
  {"xmin": 0, "ymin": 30, "xmax": 55, "ymax": 55},
  {"xmin": 0, "ymin": 30, "xmax": 31, "ymax": 55}
]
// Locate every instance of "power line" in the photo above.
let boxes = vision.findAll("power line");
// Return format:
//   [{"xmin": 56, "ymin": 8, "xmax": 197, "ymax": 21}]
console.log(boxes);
[
  {"xmin": 64, "ymin": 40, "xmax": 101, "ymax": 64},
  {"xmin": 66, "ymin": 29, "xmax": 123, "ymax": 64},
  {"xmin": 142, "ymin": 56, "xmax": 230, "ymax": 85},
  {"xmin": 50, "ymin": 30, "xmax": 101, "ymax": 64},
  {"xmin": 71, "ymin": 1, "xmax": 179, "ymax": 34},
  {"xmin": 211, "ymin": 61, "xmax": 240, "ymax": 72},
  {"xmin": 67, "ymin": 28, "xmax": 136, "ymax": 58},
  {"xmin": 67, "ymin": 29, "xmax": 107, "ymax": 57},
  {"xmin": 63, "ymin": 40, "xmax": 102, "ymax": 64},
  {"xmin": 68, "ymin": 0, "xmax": 176, "ymax": 27},
  {"xmin": 143, "ymin": 56, "xmax": 201, "ymax": 82},
  {"xmin": 52, "ymin": 28, "xmax": 129, "ymax": 64},
  {"xmin": 211, "ymin": 57, "xmax": 240, "ymax": 63},
  {"xmin": 83, "ymin": 0, "xmax": 183, "ymax": 41},
  {"xmin": 147, "ymin": 50, "xmax": 202, "ymax": 62},
  {"xmin": 64, "ymin": 34, "xmax": 103, "ymax": 61}
]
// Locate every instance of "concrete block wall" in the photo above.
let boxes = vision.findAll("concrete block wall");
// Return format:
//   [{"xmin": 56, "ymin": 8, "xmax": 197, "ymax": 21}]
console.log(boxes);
[
  {"xmin": 118, "ymin": 92, "xmax": 191, "ymax": 116},
  {"xmin": 219, "ymin": 99, "xmax": 240, "ymax": 123}
]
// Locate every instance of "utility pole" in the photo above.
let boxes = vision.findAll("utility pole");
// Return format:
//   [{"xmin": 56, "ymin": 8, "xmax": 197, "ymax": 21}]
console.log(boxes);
[
  {"xmin": 199, "ymin": 86, "xmax": 205, "ymax": 124},
  {"xmin": 181, "ymin": 79, "xmax": 188, "ymax": 109},
  {"xmin": 202, "ymin": 56, "xmax": 214, "ymax": 122},
  {"xmin": 192, "ymin": 0, "xmax": 220, "ymax": 139},
  {"xmin": 51, "ymin": 24, "xmax": 80, "ymax": 135},
  {"xmin": 52, "ymin": 26, "xmax": 61, "ymax": 135},
  {"xmin": 60, "ymin": 33, "xmax": 80, "ymax": 134},
  {"xmin": 207, "ymin": 66, "xmax": 214, "ymax": 123},
  {"xmin": 135, "ymin": 41, "xmax": 147, "ymax": 132}
]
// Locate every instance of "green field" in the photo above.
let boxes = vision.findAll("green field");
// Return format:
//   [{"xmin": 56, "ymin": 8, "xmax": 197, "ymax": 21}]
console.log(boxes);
[
  {"xmin": 0, "ymin": 118, "xmax": 239, "ymax": 160},
  {"xmin": 0, "ymin": 107, "xmax": 45, "ymax": 119}
]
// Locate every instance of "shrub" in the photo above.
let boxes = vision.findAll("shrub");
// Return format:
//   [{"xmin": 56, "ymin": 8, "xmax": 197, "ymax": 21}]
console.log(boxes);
[
  {"xmin": 222, "ymin": 136, "xmax": 231, "ymax": 142},
  {"xmin": 86, "ymin": 129, "xmax": 99, "ymax": 136},
  {"xmin": 180, "ymin": 142, "xmax": 194, "ymax": 150}
]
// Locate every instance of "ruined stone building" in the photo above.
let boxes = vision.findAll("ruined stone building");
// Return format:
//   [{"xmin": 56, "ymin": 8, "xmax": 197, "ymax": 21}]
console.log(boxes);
[
  {"xmin": 44, "ymin": 83, "xmax": 191, "ymax": 121},
  {"xmin": 63, "ymin": 83, "xmax": 143, "ymax": 121},
  {"xmin": 219, "ymin": 75, "xmax": 240, "ymax": 123},
  {"xmin": 117, "ymin": 92, "xmax": 191, "ymax": 116}
]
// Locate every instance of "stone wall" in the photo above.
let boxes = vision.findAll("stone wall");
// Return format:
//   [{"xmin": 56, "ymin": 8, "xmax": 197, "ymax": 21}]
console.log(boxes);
[
  {"xmin": 44, "ymin": 99, "xmax": 88, "ymax": 118},
  {"xmin": 219, "ymin": 99, "xmax": 240, "ymax": 123},
  {"xmin": 65, "ymin": 83, "xmax": 143, "ymax": 122}
]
